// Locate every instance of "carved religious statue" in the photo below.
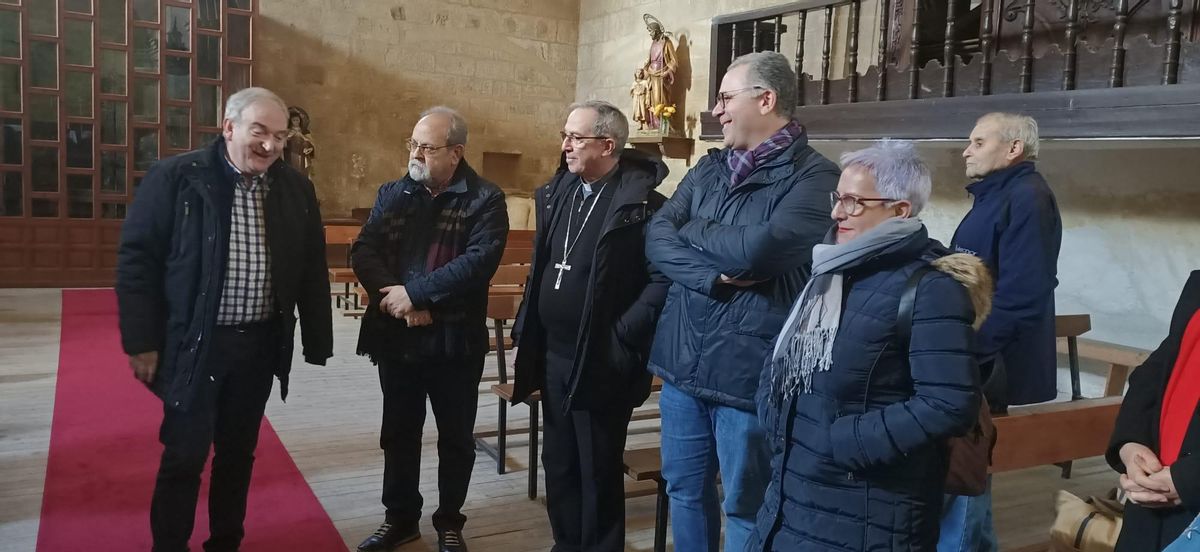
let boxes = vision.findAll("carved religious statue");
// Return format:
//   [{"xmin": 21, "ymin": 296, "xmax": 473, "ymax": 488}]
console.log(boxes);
[
  {"xmin": 639, "ymin": 14, "xmax": 678, "ymax": 132},
  {"xmin": 285, "ymin": 106, "xmax": 315, "ymax": 180},
  {"xmin": 630, "ymin": 68, "xmax": 652, "ymax": 131}
]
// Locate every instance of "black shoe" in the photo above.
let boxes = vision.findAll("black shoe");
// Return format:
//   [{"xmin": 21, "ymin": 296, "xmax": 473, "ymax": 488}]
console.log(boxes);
[
  {"xmin": 357, "ymin": 522, "xmax": 419, "ymax": 551},
  {"xmin": 437, "ymin": 529, "xmax": 468, "ymax": 552}
]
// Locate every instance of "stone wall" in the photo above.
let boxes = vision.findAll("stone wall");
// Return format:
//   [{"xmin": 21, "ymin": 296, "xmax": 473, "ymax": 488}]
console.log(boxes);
[{"xmin": 256, "ymin": 0, "xmax": 581, "ymax": 216}]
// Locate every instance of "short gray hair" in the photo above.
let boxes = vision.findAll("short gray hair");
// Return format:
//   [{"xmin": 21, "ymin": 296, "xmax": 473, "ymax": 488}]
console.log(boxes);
[
  {"xmin": 224, "ymin": 87, "xmax": 288, "ymax": 123},
  {"xmin": 420, "ymin": 106, "xmax": 469, "ymax": 146},
  {"xmin": 978, "ymin": 112, "xmax": 1039, "ymax": 160},
  {"xmin": 568, "ymin": 100, "xmax": 630, "ymax": 151},
  {"xmin": 727, "ymin": 51, "xmax": 797, "ymax": 118},
  {"xmin": 840, "ymin": 140, "xmax": 932, "ymax": 216}
]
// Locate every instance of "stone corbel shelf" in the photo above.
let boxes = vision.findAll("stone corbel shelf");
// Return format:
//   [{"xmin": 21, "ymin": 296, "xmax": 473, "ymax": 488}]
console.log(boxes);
[{"xmin": 628, "ymin": 136, "xmax": 694, "ymax": 159}]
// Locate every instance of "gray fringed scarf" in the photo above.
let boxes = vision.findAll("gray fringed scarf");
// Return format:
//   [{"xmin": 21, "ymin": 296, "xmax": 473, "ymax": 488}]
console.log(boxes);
[{"xmin": 769, "ymin": 217, "xmax": 924, "ymax": 402}]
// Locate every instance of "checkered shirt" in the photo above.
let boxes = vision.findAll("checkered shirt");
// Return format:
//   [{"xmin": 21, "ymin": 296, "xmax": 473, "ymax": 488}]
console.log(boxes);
[{"xmin": 216, "ymin": 173, "xmax": 275, "ymax": 325}]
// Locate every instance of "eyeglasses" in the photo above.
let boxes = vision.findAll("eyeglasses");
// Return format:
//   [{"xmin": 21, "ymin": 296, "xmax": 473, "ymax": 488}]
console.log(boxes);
[
  {"xmin": 559, "ymin": 131, "xmax": 609, "ymax": 146},
  {"xmin": 830, "ymin": 191, "xmax": 899, "ymax": 216},
  {"xmin": 406, "ymin": 139, "xmax": 456, "ymax": 155},
  {"xmin": 714, "ymin": 86, "xmax": 766, "ymax": 110}
]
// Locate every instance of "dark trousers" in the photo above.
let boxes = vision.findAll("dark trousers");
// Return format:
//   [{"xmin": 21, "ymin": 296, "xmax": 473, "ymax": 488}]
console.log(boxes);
[
  {"xmin": 151, "ymin": 323, "xmax": 278, "ymax": 552},
  {"xmin": 541, "ymin": 352, "xmax": 635, "ymax": 552},
  {"xmin": 378, "ymin": 355, "xmax": 484, "ymax": 531}
]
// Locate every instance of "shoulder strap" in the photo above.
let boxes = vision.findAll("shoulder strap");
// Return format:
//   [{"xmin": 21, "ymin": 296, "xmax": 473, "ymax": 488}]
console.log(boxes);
[{"xmin": 897, "ymin": 265, "xmax": 936, "ymax": 349}]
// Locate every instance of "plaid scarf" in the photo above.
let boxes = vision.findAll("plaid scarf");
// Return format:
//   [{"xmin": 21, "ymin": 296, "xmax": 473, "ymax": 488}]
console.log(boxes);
[{"xmin": 726, "ymin": 119, "xmax": 804, "ymax": 188}]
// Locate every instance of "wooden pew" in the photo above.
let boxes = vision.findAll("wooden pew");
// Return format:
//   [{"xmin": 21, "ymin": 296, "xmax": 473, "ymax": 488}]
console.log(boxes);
[{"xmin": 990, "ymin": 396, "xmax": 1123, "ymax": 473}]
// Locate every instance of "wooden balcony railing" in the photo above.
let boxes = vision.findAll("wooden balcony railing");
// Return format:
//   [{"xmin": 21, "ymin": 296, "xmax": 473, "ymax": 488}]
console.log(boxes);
[{"xmin": 701, "ymin": 0, "xmax": 1200, "ymax": 139}]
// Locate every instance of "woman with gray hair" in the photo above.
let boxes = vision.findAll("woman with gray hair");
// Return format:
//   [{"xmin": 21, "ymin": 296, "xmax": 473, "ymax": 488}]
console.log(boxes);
[{"xmin": 747, "ymin": 141, "xmax": 993, "ymax": 551}]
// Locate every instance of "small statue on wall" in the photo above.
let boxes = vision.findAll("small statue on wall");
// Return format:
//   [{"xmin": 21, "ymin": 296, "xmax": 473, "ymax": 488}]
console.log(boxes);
[
  {"xmin": 285, "ymin": 106, "xmax": 315, "ymax": 180},
  {"xmin": 639, "ymin": 14, "xmax": 678, "ymax": 133},
  {"xmin": 630, "ymin": 68, "xmax": 651, "ymax": 131}
]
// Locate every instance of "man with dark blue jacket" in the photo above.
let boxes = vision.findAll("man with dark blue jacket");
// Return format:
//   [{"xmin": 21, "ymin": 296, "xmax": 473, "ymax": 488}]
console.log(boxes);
[
  {"xmin": 645, "ymin": 51, "xmax": 840, "ymax": 552},
  {"xmin": 939, "ymin": 112, "xmax": 1062, "ymax": 552},
  {"xmin": 352, "ymin": 107, "xmax": 508, "ymax": 552},
  {"xmin": 116, "ymin": 87, "xmax": 333, "ymax": 552}
]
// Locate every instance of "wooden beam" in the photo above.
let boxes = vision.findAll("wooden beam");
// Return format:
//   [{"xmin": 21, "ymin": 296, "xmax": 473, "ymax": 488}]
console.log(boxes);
[
  {"xmin": 991, "ymin": 397, "xmax": 1122, "ymax": 473},
  {"xmin": 699, "ymin": 83, "xmax": 1200, "ymax": 140}
]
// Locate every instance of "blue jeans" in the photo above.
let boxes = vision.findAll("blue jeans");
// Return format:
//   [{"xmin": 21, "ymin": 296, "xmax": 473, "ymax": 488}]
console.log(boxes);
[
  {"xmin": 1165, "ymin": 513, "xmax": 1200, "ymax": 552},
  {"xmin": 938, "ymin": 478, "xmax": 999, "ymax": 552},
  {"xmin": 659, "ymin": 383, "xmax": 772, "ymax": 552}
]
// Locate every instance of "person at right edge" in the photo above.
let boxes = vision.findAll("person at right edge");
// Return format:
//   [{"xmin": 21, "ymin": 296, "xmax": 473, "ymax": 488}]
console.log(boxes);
[
  {"xmin": 939, "ymin": 112, "xmax": 1063, "ymax": 551},
  {"xmin": 1107, "ymin": 270, "xmax": 1200, "ymax": 551}
]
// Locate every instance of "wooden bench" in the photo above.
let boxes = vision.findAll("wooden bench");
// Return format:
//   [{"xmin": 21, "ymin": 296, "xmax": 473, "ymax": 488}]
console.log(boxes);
[{"xmin": 1055, "ymin": 337, "xmax": 1151, "ymax": 397}]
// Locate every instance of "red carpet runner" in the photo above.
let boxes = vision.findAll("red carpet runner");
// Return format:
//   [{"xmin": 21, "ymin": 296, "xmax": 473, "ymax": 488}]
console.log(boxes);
[{"xmin": 37, "ymin": 289, "xmax": 347, "ymax": 551}]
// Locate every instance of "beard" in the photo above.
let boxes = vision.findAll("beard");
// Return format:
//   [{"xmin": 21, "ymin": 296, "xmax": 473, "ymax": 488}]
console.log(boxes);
[{"xmin": 408, "ymin": 159, "xmax": 431, "ymax": 183}]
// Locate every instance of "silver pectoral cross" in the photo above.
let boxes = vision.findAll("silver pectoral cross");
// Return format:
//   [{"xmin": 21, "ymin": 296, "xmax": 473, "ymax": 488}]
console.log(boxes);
[{"xmin": 553, "ymin": 261, "xmax": 571, "ymax": 290}]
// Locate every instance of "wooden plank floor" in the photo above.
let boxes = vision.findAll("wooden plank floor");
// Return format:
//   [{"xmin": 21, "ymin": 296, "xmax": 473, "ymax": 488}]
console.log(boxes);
[{"xmin": 0, "ymin": 287, "xmax": 1118, "ymax": 551}]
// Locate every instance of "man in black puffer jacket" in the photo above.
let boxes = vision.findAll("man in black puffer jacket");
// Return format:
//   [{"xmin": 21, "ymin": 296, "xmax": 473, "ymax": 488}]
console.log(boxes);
[{"xmin": 512, "ymin": 100, "xmax": 670, "ymax": 552}]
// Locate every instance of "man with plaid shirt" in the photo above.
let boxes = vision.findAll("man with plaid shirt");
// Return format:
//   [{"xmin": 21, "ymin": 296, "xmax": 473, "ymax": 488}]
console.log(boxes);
[
  {"xmin": 352, "ymin": 107, "xmax": 508, "ymax": 552},
  {"xmin": 116, "ymin": 87, "xmax": 332, "ymax": 552}
]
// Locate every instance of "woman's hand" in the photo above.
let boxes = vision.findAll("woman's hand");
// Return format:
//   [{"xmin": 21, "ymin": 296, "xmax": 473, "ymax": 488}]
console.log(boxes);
[{"xmin": 1119, "ymin": 443, "xmax": 1182, "ymax": 507}]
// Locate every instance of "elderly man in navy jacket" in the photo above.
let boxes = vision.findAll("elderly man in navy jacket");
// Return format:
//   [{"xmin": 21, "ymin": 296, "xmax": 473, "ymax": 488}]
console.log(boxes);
[
  {"xmin": 645, "ymin": 51, "xmax": 839, "ymax": 552},
  {"xmin": 940, "ymin": 112, "xmax": 1062, "ymax": 552}
]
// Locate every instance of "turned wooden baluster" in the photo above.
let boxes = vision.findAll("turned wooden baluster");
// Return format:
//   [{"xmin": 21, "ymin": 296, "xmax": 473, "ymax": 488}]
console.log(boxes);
[
  {"xmin": 980, "ymin": 0, "xmax": 995, "ymax": 94},
  {"xmin": 1110, "ymin": 0, "xmax": 1129, "ymax": 87},
  {"xmin": 797, "ymin": 10, "xmax": 808, "ymax": 105},
  {"xmin": 821, "ymin": 5, "xmax": 834, "ymax": 105},
  {"xmin": 877, "ymin": 0, "xmax": 891, "ymax": 100},
  {"xmin": 1164, "ymin": 0, "xmax": 1183, "ymax": 84},
  {"xmin": 943, "ymin": 0, "xmax": 958, "ymax": 96},
  {"xmin": 909, "ymin": 0, "xmax": 923, "ymax": 99},
  {"xmin": 1019, "ymin": 0, "xmax": 1035, "ymax": 92},
  {"xmin": 1062, "ymin": 0, "xmax": 1080, "ymax": 90},
  {"xmin": 849, "ymin": 0, "xmax": 861, "ymax": 102},
  {"xmin": 731, "ymin": 22, "xmax": 740, "ymax": 60}
]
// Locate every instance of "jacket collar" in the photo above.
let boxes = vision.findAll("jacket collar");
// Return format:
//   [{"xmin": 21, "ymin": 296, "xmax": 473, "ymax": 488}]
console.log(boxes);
[
  {"xmin": 544, "ymin": 149, "xmax": 667, "ymax": 209},
  {"xmin": 965, "ymin": 160, "xmax": 1036, "ymax": 197}
]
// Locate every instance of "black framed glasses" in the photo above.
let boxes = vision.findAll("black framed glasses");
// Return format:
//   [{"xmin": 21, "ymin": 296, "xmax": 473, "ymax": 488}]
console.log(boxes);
[
  {"xmin": 559, "ymin": 131, "xmax": 609, "ymax": 146},
  {"xmin": 830, "ymin": 191, "xmax": 899, "ymax": 216},
  {"xmin": 406, "ymin": 139, "xmax": 456, "ymax": 155},
  {"xmin": 714, "ymin": 86, "xmax": 766, "ymax": 110}
]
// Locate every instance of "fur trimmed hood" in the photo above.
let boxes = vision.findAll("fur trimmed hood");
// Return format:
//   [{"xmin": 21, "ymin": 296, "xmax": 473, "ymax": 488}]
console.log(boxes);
[{"xmin": 931, "ymin": 253, "xmax": 994, "ymax": 330}]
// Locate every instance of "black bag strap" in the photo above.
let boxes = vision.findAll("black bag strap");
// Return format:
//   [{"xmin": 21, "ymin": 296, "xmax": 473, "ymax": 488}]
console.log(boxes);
[{"xmin": 897, "ymin": 264, "xmax": 936, "ymax": 349}]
